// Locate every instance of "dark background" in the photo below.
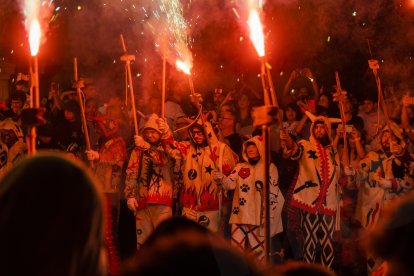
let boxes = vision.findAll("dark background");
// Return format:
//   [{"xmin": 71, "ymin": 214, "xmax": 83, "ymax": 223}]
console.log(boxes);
[{"xmin": 1, "ymin": 0, "xmax": 414, "ymax": 102}]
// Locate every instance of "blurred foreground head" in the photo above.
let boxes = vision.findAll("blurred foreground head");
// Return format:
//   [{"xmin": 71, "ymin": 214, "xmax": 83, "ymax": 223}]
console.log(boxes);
[
  {"xmin": 266, "ymin": 261, "xmax": 335, "ymax": 276},
  {"xmin": 0, "ymin": 153, "xmax": 105, "ymax": 276},
  {"xmin": 122, "ymin": 217, "xmax": 260, "ymax": 276},
  {"xmin": 365, "ymin": 193, "xmax": 414, "ymax": 276}
]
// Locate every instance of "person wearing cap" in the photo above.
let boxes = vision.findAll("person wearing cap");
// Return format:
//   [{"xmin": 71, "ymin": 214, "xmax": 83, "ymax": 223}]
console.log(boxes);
[
  {"xmin": 280, "ymin": 111, "xmax": 342, "ymax": 269},
  {"xmin": 160, "ymin": 116, "xmax": 237, "ymax": 233},
  {"xmin": 124, "ymin": 114, "xmax": 176, "ymax": 250},
  {"xmin": 85, "ymin": 115, "xmax": 127, "ymax": 275}
]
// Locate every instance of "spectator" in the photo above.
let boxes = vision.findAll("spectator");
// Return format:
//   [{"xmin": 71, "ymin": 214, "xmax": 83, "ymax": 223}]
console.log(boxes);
[
  {"xmin": 121, "ymin": 217, "xmax": 260, "ymax": 276},
  {"xmin": 365, "ymin": 193, "xmax": 414, "ymax": 276},
  {"xmin": 0, "ymin": 153, "xmax": 106, "ymax": 276}
]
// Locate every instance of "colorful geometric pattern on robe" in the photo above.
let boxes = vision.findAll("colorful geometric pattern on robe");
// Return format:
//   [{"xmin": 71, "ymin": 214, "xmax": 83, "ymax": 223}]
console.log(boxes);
[
  {"xmin": 356, "ymin": 150, "xmax": 414, "ymax": 228},
  {"xmin": 301, "ymin": 211, "xmax": 335, "ymax": 268},
  {"xmin": 231, "ymin": 224, "xmax": 265, "ymax": 262},
  {"xmin": 289, "ymin": 136, "xmax": 340, "ymax": 216},
  {"xmin": 124, "ymin": 145, "xmax": 174, "ymax": 209}
]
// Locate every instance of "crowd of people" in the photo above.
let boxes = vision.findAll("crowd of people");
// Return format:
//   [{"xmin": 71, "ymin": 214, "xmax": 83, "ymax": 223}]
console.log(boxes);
[{"xmin": 1, "ymin": 67, "xmax": 414, "ymax": 276}]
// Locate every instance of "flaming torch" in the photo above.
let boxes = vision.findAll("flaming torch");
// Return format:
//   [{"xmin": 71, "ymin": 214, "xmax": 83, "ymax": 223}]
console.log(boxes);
[
  {"xmin": 247, "ymin": 9, "xmax": 278, "ymax": 108},
  {"xmin": 247, "ymin": 7, "xmax": 276, "ymax": 264},
  {"xmin": 176, "ymin": 57, "xmax": 223, "ymax": 223},
  {"xmin": 28, "ymin": 12, "xmax": 42, "ymax": 155},
  {"xmin": 175, "ymin": 59, "xmax": 195, "ymax": 95}
]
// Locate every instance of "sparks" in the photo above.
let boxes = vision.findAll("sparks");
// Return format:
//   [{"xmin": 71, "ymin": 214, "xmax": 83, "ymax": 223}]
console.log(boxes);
[
  {"xmin": 176, "ymin": 60, "xmax": 191, "ymax": 75},
  {"xmin": 247, "ymin": 9, "xmax": 265, "ymax": 57},
  {"xmin": 29, "ymin": 19, "xmax": 41, "ymax": 56}
]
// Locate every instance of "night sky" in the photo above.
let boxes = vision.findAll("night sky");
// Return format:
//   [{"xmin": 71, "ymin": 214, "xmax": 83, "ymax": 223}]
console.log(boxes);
[{"xmin": 1, "ymin": 0, "xmax": 414, "ymax": 102}]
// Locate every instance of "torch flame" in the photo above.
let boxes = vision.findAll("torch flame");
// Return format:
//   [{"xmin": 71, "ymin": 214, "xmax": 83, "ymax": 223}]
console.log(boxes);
[
  {"xmin": 176, "ymin": 60, "xmax": 191, "ymax": 75},
  {"xmin": 29, "ymin": 19, "xmax": 41, "ymax": 56},
  {"xmin": 247, "ymin": 9, "xmax": 265, "ymax": 57}
]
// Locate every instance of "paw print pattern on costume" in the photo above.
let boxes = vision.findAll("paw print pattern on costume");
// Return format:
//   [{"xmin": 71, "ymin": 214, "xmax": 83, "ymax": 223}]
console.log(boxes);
[
  {"xmin": 233, "ymin": 207, "xmax": 239, "ymax": 214},
  {"xmin": 240, "ymin": 184, "xmax": 250, "ymax": 193},
  {"xmin": 239, "ymin": 198, "xmax": 246, "ymax": 206}
]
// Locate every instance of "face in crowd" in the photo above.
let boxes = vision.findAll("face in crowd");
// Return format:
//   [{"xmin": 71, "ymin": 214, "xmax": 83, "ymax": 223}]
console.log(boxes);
[
  {"xmin": 362, "ymin": 100, "xmax": 375, "ymax": 114},
  {"xmin": 218, "ymin": 111, "xmax": 236, "ymax": 132},
  {"xmin": 10, "ymin": 99, "xmax": 24, "ymax": 115},
  {"xmin": 191, "ymin": 127, "xmax": 206, "ymax": 146},
  {"xmin": 246, "ymin": 144, "xmax": 260, "ymax": 160},
  {"xmin": 313, "ymin": 122, "xmax": 328, "ymax": 140},
  {"xmin": 85, "ymin": 99, "xmax": 98, "ymax": 118},
  {"xmin": 144, "ymin": 128, "xmax": 161, "ymax": 144}
]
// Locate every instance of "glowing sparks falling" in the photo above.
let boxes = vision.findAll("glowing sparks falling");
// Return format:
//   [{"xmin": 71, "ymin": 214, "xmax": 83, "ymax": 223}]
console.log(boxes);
[
  {"xmin": 145, "ymin": 0, "xmax": 193, "ymax": 73},
  {"xmin": 247, "ymin": 9, "xmax": 265, "ymax": 57}
]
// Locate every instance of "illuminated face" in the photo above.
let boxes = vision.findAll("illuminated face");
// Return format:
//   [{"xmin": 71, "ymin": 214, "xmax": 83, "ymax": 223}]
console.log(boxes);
[
  {"xmin": 191, "ymin": 127, "xmax": 206, "ymax": 145},
  {"xmin": 218, "ymin": 111, "xmax": 235, "ymax": 130},
  {"xmin": 11, "ymin": 99, "xmax": 23, "ymax": 114},
  {"xmin": 313, "ymin": 123, "xmax": 328, "ymax": 140},
  {"xmin": 363, "ymin": 100, "xmax": 375, "ymax": 114},
  {"xmin": 64, "ymin": 110, "xmax": 76, "ymax": 123},
  {"xmin": 246, "ymin": 144, "xmax": 260, "ymax": 159},
  {"xmin": 318, "ymin": 95, "xmax": 329, "ymax": 108},
  {"xmin": 144, "ymin": 129, "xmax": 160, "ymax": 144},
  {"xmin": 285, "ymin": 107, "xmax": 297, "ymax": 122},
  {"xmin": 85, "ymin": 100, "xmax": 97, "ymax": 117}
]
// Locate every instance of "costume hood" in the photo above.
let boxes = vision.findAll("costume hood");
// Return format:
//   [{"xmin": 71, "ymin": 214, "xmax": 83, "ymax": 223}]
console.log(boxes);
[
  {"xmin": 305, "ymin": 110, "xmax": 341, "ymax": 142},
  {"xmin": 143, "ymin": 114, "xmax": 162, "ymax": 133},
  {"xmin": 379, "ymin": 121, "xmax": 406, "ymax": 152},
  {"xmin": 241, "ymin": 135, "xmax": 264, "ymax": 163},
  {"xmin": 188, "ymin": 118, "xmax": 218, "ymax": 147}
]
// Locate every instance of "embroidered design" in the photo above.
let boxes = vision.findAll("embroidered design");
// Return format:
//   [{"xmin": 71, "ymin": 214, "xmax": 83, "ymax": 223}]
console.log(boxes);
[
  {"xmin": 240, "ymin": 184, "xmax": 250, "ymax": 193},
  {"xmin": 198, "ymin": 215, "xmax": 210, "ymax": 227},
  {"xmin": 205, "ymin": 165, "xmax": 213, "ymax": 174},
  {"xmin": 294, "ymin": 180, "xmax": 318, "ymax": 194},
  {"xmin": 188, "ymin": 169, "xmax": 198, "ymax": 180},
  {"xmin": 239, "ymin": 198, "xmax": 246, "ymax": 206},
  {"xmin": 307, "ymin": 150, "xmax": 318, "ymax": 159},
  {"xmin": 192, "ymin": 152, "xmax": 202, "ymax": 160},
  {"xmin": 238, "ymin": 167, "xmax": 250, "ymax": 179},
  {"xmin": 255, "ymin": 180, "xmax": 263, "ymax": 191}
]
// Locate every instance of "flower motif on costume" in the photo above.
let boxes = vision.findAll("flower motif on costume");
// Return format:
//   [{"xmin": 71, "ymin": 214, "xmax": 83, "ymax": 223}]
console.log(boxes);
[{"xmin": 238, "ymin": 167, "xmax": 250, "ymax": 179}]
